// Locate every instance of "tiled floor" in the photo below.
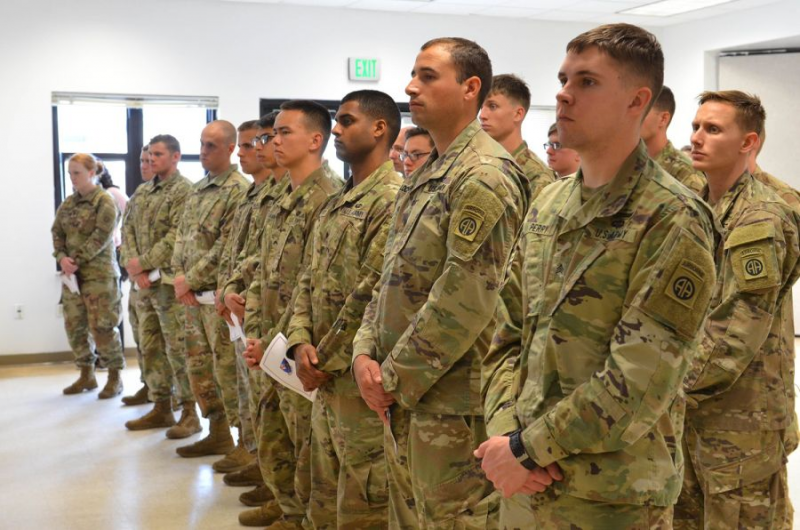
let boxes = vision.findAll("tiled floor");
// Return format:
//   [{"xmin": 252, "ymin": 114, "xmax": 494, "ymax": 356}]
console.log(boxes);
[{"xmin": 1, "ymin": 355, "xmax": 798, "ymax": 529}]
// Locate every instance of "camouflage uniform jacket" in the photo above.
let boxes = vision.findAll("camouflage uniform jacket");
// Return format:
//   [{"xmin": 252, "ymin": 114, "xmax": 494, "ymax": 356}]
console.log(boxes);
[
  {"xmin": 52, "ymin": 187, "xmax": 120, "ymax": 281},
  {"xmin": 286, "ymin": 161, "xmax": 401, "ymax": 376},
  {"xmin": 352, "ymin": 120, "xmax": 527, "ymax": 416},
  {"xmin": 685, "ymin": 173, "xmax": 800, "ymax": 434},
  {"xmin": 218, "ymin": 174, "xmax": 279, "ymax": 293},
  {"xmin": 512, "ymin": 141, "xmax": 556, "ymax": 203},
  {"xmin": 171, "ymin": 164, "xmax": 248, "ymax": 292},
  {"xmin": 246, "ymin": 163, "xmax": 343, "ymax": 350},
  {"xmin": 753, "ymin": 165, "xmax": 800, "ymax": 211},
  {"xmin": 121, "ymin": 171, "xmax": 192, "ymax": 285},
  {"xmin": 486, "ymin": 142, "xmax": 717, "ymax": 506},
  {"xmin": 655, "ymin": 140, "xmax": 706, "ymax": 195}
]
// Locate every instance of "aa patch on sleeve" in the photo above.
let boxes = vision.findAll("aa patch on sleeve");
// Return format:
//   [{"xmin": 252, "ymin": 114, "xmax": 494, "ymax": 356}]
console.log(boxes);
[
  {"xmin": 639, "ymin": 227, "xmax": 715, "ymax": 340},
  {"xmin": 455, "ymin": 205, "xmax": 485, "ymax": 242},
  {"xmin": 724, "ymin": 221, "xmax": 780, "ymax": 292}
]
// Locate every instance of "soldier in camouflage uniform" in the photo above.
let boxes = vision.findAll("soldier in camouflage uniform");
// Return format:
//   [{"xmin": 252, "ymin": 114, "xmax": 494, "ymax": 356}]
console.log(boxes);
[
  {"xmin": 545, "ymin": 122, "xmax": 580, "ymax": 179},
  {"xmin": 221, "ymin": 113, "xmax": 288, "ymax": 507},
  {"xmin": 353, "ymin": 39, "xmax": 527, "ymax": 529},
  {"xmin": 122, "ymin": 145, "xmax": 156, "ymax": 406},
  {"xmin": 286, "ymin": 91, "xmax": 402, "ymax": 529},
  {"xmin": 53, "ymin": 153, "xmax": 124, "ymax": 398},
  {"xmin": 122, "ymin": 135, "xmax": 198, "ymax": 435},
  {"xmin": 242, "ymin": 100, "xmax": 343, "ymax": 529},
  {"xmin": 172, "ymin": 120, "xmax": 248, "ymax": 458},
  {"xmin": 641, "ymin": 85, "xmax": 706, "ymax": 195},
  {"xmin": 674, "ymin": 91, "xmax": 800, "ymax": 530},
  {"xmin": 478, "ymin": 25, "xmax": 717, "ymax": 529},
  {"xmin": 481, "ymin": 73, "xmax": 556, "ymax": 203}
]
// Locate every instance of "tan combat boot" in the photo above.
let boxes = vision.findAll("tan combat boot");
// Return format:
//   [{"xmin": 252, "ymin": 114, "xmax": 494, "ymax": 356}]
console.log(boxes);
[
  {"xmin": 125, "ymin": 399, "xmax": 175, "ymax": 430},
  {"xmin": 63, "ymin": 365, "xmax": 98, "ymax": 395},
  {"xmin": 223, "ymin": 461, "xmax": 264, "ymax": 487},
  {"xmin": 98, "ymin": 368, "xmax": 123, "ymax": 399},
  {"xmin": 212, "ymin": 429, "xmax": 254, "ymax": 473},
  {"xmin": 238, "ymin": 500, "xmax": 283, "ymax": 527},
  {"xmin": 121, "ymin": 384, "xmax": 149, "ymax": 406},
  {"xmin": 165, "ymin": 402, "xmax": 202, "ymax": 439},
  {"xmin": 175, "ymin": 415, "xmax": 234, "ymax": 457},
  {"xmin": 239, "ymin": 484, "xmax": 274, "ymax": 507}
]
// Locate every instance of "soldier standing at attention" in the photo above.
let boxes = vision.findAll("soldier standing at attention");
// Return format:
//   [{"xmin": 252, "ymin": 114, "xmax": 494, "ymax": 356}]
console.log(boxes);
[
  {"xmin": 477, "ymin": 24, "xmax": 717, "ymax": 528},
  {"xmin": 352, "ymin": 38, "xmax": 527, "ymax": 528},
  {"xmin": 641, "ymin": 85, "xmax": 706, "ymax": 195},
  {"xmin": 54, "ymin": 153, "xmax": 124, "ymax": 398},
  {"xmin": 674, "ymin": 91, "xmax": 800, "ymax": 529},
  {"xmin": 287, "ymin": 90, "xmax": 402, "ymax": 529},
  {"xmin": 222, "ymin": 113, "xmax": 290, "ymax": 512},
  {"xmin": 121, "ymin": 145, "xmax": 156, "ymax": 406},
  {"xmin": 123, "ymin": 135, "xmax": 198, "ymax": 436},
  {"xmin": 172, "ymin": 120, "xmax": 248, "ymax": 458},
  {"xmin": 480, "ymin": 73, "xmax": 556, "ymax": 202},
  {"xmin": 390, "ymin": 125, "xmax": 414, "ymax": 174},
  {"xmin": 400, "ymin": 127, "xmax": 433, "ymax": 178},
  {"xmin": 242, "ymin": 100, "xmax": 343, "ymax": 529}
]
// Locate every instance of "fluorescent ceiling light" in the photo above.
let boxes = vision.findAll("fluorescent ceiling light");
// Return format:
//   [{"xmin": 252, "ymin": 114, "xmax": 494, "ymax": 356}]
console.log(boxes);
[{"xmin": 620, "ymin": 0, "xmax": 733, "ymax": 17}]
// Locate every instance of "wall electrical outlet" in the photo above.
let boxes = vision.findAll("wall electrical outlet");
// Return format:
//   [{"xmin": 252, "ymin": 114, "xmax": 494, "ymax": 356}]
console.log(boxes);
[{"xmin": 14, "ymin": 304, "xmax": 24, "ymax": 320}]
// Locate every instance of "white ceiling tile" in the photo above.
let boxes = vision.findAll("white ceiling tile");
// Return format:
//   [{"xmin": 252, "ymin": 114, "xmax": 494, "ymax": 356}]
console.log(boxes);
[
  {"xmin": 587, "ymin": 12, "xmax": 678, "ymax": 25},
  {"xmin": 283, "ymin": 0, "xmax": 355, "ymax": 6},
  {"xmin": 472, "ymin": 5, "xmax": 548, "ymax": 17},
  {"xmin": 530, "ymin": 9, "xmax": 599, "ymax": 21},
  {"xmin": 412, "ymin": 2, "xmax": 481, "ymax": 13},
  {"xmin": 346, "ymin": 0, "xmax": 427, "ymax": 12},
  {"xmin": 431, "ymin": 0, "xmax": 499, "ymax": 5},
  {"xmin": 567, "ymin": 1, "xmax": 644, "ymax": 13},
  {"xmin": 495, "ymin": 0, "xmax": 583, "ymax": 8}
]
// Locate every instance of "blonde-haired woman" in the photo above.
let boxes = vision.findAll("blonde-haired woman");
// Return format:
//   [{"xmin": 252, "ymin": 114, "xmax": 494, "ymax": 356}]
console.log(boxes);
[{"xmin": 52, "ymin": 153, "xmax": 125, "ymax": 398}]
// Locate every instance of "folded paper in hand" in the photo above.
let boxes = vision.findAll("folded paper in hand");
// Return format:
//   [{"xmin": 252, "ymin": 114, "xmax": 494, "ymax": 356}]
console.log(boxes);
[
  {"xmin": 259, "ymin": 332, "xmax": 316, "ymax": 402},
  {"xmin": 132, "ymin": 269, "xmax": 161, "ymax": 291},
  {"xmin": 228, "ymin": 314, "xmax": 247, "ymax": 347},
  {"xmin": 61, "ymin": 273, "xmax": 80, "ymax": 294},
  {"xmin": 195, "ymin": 291, "xmax": 216, "ymax": 305}
]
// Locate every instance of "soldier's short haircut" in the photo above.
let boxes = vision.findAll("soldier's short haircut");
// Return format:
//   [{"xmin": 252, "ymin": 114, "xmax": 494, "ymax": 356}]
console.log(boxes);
[
  {"xmin": 279, "ymin": 99, "xmax": 332, "ymax": 152},
  {"xmin": 149, "ymin": 134, "xmax": 181, "ymax": 154},
  {"xmin": 208, "ymin": 120, "xmax": 237, "ymax": 145},
  {"xmin": 405, "ymin": 127, "xmax": 434, "ymax": 148},
  {"xmin": 488, "ymin": 74, "xmax": 531, "ymax": 112},
  {"xmin": 698, "ymin": 90, "xmax": 766, "ymax": 136},
  {"xmin": 238, "ymin": 120, "xmax": 260, "ymax": 133},
  {"xmin": 69, "ymin": 153, "xmax": 99, "ymax": 174},
  {"xmin": 141, "ymin": 145, "xmax": 149, "ymax": 152},
  {"xmin": 547, "ymin": 122, "xmax": 558, "ymax": 137},
  {"xmin": 421, "ymin": 37, "xmax": 493, "ymax": 108},
  {"xmin": 341, "ymin": 90, "xmax": 402, "ymax": 148},
  {"xmin": 652, "ymin": 85, "xmax": 676, "ymax": 126},
  {"xmin": 258, "ymin": 111, "xmax": 280, "ymax": 130},
  {"xmin": 567, "ymin": 23, "xmax": 664, "ymax": 114}
]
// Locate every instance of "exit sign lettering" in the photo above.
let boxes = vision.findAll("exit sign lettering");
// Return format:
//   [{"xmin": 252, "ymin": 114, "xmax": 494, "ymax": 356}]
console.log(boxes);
[{"xmin": 349, "ymin": 58, "xmax": 381, "ymax": 82}]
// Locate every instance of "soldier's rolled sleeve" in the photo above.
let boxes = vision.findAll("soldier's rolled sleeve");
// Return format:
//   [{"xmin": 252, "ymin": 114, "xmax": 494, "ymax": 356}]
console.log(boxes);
[
  {"xmin": 73, "ymin": 194, "xmax": 117, "ymax": 267},
  {"xmin": 184, "ymin": 188, "xmax": 244, "ymax": 290},
  {"xmin": 383, "ymin": 175, "xmax": 519, "ymax": 409},
  {"xmin": 316, "ymin": 216, "xmax": 392, "ymax": 375},
  {"xmin": 521, "ymin": 217, "xmax": 715, "ymax": 466},
  {"xmin": 483, "ymin": 248, "xmax": 523, "ymax": 437},
  {"xmin": 140, "ymin": 189, "xmax": 187, "ymax": 272}
]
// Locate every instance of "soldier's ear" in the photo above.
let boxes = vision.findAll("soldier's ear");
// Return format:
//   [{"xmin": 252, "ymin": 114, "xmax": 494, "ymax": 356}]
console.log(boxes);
[
  {"xmin": 741, "ymin": 131, "xmax": 758, "ymax": 154},
  {"xmin": 373, "ymin": 119, "xmax": 387, "ymax": 140}
]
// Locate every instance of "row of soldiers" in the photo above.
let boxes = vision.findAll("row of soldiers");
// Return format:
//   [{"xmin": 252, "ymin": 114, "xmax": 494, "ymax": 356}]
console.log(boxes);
[{"xmin": 51, "ymin": 21, "xmax": 799, "ymax": 530}]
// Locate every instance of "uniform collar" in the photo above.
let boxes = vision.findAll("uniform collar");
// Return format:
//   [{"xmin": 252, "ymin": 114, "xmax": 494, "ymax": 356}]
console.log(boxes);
[
  {"xmin": 152, "ymin": 170, "xmax": 182, "ymax": 190},
  {"xmin": 334, "ymin": 160, "xmax": 394, "ymax": 209},
  {"xmin": 279, "ymin": 163, "xmax": 329, "ymax": 211},
  {"xmin": 406, "ymin": 120, "xmax": 482, "ymax": 192},
  {"xmin": 198, "ymin": 164, "xmax": 238, "ymax": 190},
  {"xmin": 559, "ymin": 140, "xmax": 648, "ymax": 230},
  {"xmin": 511, "ymin": 141, "xmax": 529, "ymax": 158},
  {"xmin": 76, "ymin": 186, "xmax": 102, "ymax": 202},
  {"xmin": 711, "ymin": 171, "xmax": 752, "ymax": 229}
]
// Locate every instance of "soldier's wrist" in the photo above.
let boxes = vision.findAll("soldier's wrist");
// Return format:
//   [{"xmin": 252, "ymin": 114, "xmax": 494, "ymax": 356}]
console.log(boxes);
[{"xmin": 509, "ymin": 430, "xmax": 538, "ymax": 471}]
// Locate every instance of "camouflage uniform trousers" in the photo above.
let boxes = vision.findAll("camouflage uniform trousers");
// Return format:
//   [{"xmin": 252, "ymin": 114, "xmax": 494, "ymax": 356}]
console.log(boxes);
[
  {"xmin": 135, "ymin": 283, "xmax": 193, "ymax": 404},
  {"xmin": 128, "ymin": 287, "xmax": 143, "ymax": 383},
  {"xmin": 256, "ymin": 383, "xmax": 312, "ymax": 523},
  {"xmin": 526, "ymin": 492, "xmax": 672, "ymax": 530},
  {"xmin": 385, "ymin": 407, "xmax": 500, "ymax": 529},
  {"xmin": 62, "ymin": 278, "xmax": 124, "ymax": 370},
  {"xmin": 674, "ymin": 427, "xmax": 793, "ymax": 530},
  {"xmin": 306, "ymin": 374, "xmax": 388, "ymax": 530},
  {"xmin": 498, "ymin": 494, "xmax": 535, "ymax": 530},
  {"xmin": 212, "ymin": 317, "xmax": 242, "ymax": 430},
  {"xmin": 233, "ymin": 339, "xmax": 256, "ymax": 451},
  {"xmin": 184, "ymin": 303, "xmax": 231, "ymax": 420}
]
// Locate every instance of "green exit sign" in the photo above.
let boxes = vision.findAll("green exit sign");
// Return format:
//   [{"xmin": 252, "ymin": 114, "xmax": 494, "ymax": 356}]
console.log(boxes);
[{"xmin": 349, "ymin": 58, "xmax": 381, "ymax": 82}]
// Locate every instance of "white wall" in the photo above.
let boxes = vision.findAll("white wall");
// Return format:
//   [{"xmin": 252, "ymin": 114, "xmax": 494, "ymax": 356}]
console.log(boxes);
[
  {"xmin": 660, "ymin": 0, "xmax": 800, "ymax": 149},
  {"xmin": 0, "ymin": 0, "xmax": 595, "ymax": 356}
]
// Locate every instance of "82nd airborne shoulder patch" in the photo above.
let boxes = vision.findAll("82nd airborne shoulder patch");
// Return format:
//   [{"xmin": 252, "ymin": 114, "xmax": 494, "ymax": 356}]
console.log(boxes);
[{"xmin": 455, "ymin": 205, "xmax": 485, "ymax": 242}]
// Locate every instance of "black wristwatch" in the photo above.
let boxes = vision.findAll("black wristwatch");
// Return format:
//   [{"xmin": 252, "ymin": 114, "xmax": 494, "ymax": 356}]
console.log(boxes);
[{"xmin": 509, "ymin": 430, "xmax": 538, "ymax": 471}]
